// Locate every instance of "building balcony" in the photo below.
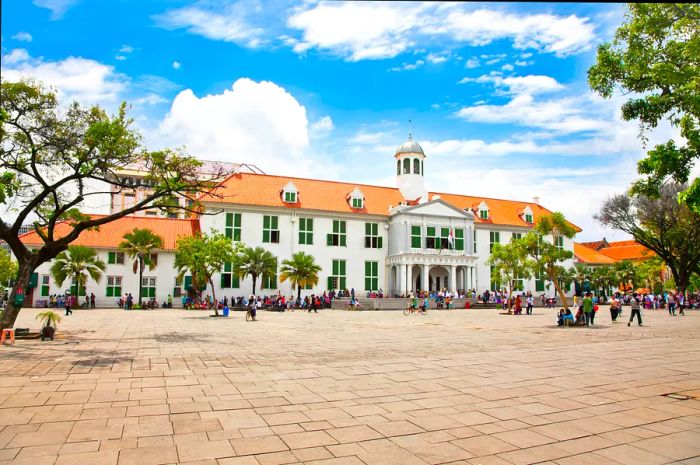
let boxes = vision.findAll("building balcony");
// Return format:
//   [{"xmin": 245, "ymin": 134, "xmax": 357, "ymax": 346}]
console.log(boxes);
[{"xmin": 409, "ymin": 247, "xmax": 468, "ymax": 256}]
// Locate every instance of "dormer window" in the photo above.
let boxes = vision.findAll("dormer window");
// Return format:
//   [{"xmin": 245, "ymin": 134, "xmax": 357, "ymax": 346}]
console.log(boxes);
[
  {"xmin": 522, "ymin": 206, "xmax": 534, "ymax": 223},
  {"xmin": 477, "ymin": 201, "xmax": 489, "ymax": 220},
  {"xmin": 281, "ymin": 181, "xmax": 298, "ymax": 204},
  {"xmin": 525, "ymin": 213, "xmax": 533, "ymax": 223},
  {"xmin": 348, "ymin": 187, "xmax": 364, "ymax": 209}
]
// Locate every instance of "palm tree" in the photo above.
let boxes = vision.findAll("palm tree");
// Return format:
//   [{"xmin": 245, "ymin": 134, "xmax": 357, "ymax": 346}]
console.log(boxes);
[
  {"xmin": 231, "ymin": 246, "xmax": 277, "ymax": 295},
  {"xmin": 119, "ymin": 228, "xmax": 164, "ymax": 305},
  {"xmin": 614, "ymin": 260, "xmax": 636, "ymax": 292},
  {"xmin": 280, "ymin": 252, "xmax": 322, "ymax": 300},
  {"xmin": 50, "ymin": 246, "xmax": 106, "ymax": 300},
  {"xmin": 571, "ymin": 263, "xmax": 591, "ymax": 294}
]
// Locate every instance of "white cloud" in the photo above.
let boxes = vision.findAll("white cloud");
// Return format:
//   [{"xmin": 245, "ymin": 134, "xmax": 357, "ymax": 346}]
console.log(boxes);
[
  {"xmin": 154, "ymin": 1, "xmax": 264, "ymax": 48},
  {"xmin": 133, "ymin": 94, "xmax": 168, "ymax": 106},
  {"xmin": 287, "ymin": 3, "xmax": 596, "ymax": 61},
  {"xmin": 12, "ymin": 32, "xmax": 33, "ymax": 42},
  {"xmin": 426, "ymin": 52, "xmax": 449, "ymax": 64},
  {"xmin": 33, "ymin": 0, "xmax": 80, "ymax": 19},
  {"xmin": 1, "ymin": 49, "xmax": 127, "ymax": 106},
  {"xmin": 154, "ymin": 79, "xmax": 313, "ymax": 173},
  {"xmin": 389, "ymin": 59, "xmax": 424, "ymax": 72},
  {"xmin": 172, "ymin": 61, "xmax": 181, "ymax": 70},
  {"xmin": 501, "ymin": 63, "xmax": 514, "ymax": 71},
  {"xmin": 310, "ymin": 116, "xmax": 334, "ymax": 138},
  {"xmin": 115, "ymin": 55, "xmax": 127, "ymax": 61},
  {"xmin": 119, "ymin": 44, "xmax": 134, "ymax": 54},
  {"xmin": 465, "ymin": 57, "xmax": 480, "ymax": 69},
  {"xmin": 514, "ymin": 59, "xmax": 534, "ymax": 67}
]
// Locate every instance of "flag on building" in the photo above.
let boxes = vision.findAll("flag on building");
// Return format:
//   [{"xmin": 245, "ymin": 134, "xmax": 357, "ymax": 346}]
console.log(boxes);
[{"xmin": 448, "ymin": 227, "xmax": 455, "ymax": 248}]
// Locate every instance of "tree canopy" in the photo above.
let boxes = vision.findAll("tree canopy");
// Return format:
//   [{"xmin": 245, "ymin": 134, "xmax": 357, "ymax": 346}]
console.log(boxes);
[
  {"xmin": 0, "ymin": 248, "xmax": 18, "ymax": 289},
  {"xmin": 596, "ymin": 183, "xmax": 700, "ymax": 294},
  {"xmin": 231, "ymin": 246, "xmax": 278, "ymax": 296},
  {"xmin": 0, "ymin": 80, "xmax": 229, "ymax": 330},
  {"xmin": 174, "ymin": 232, "xmax": 236, "ymax": 316},
  {"xmin": 119, "ymin": 228, "xmax": 164, "ymax": 305},
  {"xmin": 487, "ymin": 239, "xmax": 532, "ymax": 312},
  {"xmin": 279, "ymin": 252, "xmax": 322, "ymax": 300},
  {"xmin": 49, "ymin": 245, "xmax": 106, "ymax": 298},
  {"xmin": 588, "ymin": 3, "xmax": 700, "ymax": 212}
]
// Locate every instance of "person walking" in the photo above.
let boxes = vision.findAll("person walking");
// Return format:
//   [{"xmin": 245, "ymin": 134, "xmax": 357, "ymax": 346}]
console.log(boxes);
[
  {"xmin": 609, "ymin": 296, "xmax": 619, "ymax": 322},
  {"xmin": 526, "ymin": 293, "xmax": 534, "ymax": 315},
  {"xmin": 668, "ymin": 293, "xmax": 676, "ymax": 316},
  {"xmin": 64, "ymin": 291, "xmax": 73, "ymax": 316},
  {"xmin": 582, "ymin": 292, "xmax": 593, "ymax": 326},
  {"xmin": 628, "ymin": 292, "xmax": 642, "ymax": 326}
]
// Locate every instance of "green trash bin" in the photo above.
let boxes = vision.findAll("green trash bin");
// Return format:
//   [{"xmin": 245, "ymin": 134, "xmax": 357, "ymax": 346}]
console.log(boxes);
[{"xmin": 14, "ymin": 293, "xmax": 25, "ymax": 306}]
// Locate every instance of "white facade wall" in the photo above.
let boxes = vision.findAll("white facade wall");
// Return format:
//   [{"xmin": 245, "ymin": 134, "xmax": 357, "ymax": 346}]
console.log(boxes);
[
  {"xmin": 199, "ymin": 206, "xmax": 388, "ymax": 298},
  {"xmin": 29, "ymin": 249, "xmax": 180, "ymax": 308}
]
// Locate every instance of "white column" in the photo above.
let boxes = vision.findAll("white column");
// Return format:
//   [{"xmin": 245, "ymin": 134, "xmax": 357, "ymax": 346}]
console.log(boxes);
[
  {"xmin": 450, "ymin": 265, "xmax": 457, "ymax": 292},
  {"xmin": 399, "ymin": 264, "xmax": 408, "ymax": 296},
  {"xmin": 421, "ymin": 264, "xmax": 429, "ymax": 292}
]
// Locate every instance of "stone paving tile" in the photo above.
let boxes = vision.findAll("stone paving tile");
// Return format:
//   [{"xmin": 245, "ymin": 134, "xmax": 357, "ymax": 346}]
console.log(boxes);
[{"xmin": 1, "ymin": 307, "xmax": 700, "ymax": 465}]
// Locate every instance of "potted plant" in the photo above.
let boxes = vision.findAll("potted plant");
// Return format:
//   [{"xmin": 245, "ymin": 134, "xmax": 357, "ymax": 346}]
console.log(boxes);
[{"xmin": 36, "ymin": 310, "xmax": 61, "ymax": 341}]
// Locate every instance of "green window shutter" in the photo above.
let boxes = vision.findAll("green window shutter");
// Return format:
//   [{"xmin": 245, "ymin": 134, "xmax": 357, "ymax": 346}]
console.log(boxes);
[
  {"xmin": 263, "ymin": 216, "xmax": 270, "ymax": 229},
  {"xmin": 231, "ymin": 276, "xmax": 240, "ymax": 288},
  {"xmin": 427, "ymin": 226, "xmax": 435, "ymax": 236},
  {"xmin": 29, "ymin": 272, "xmax": 38, "ymax": 288},
  {"xmin": 340, "ymin": 277, "xmax": 346, "ymax": 289},
  {"xmin": 226, "ymin": 213, "xmax": 233, "ymax": 227},
  {"xmin": 234, "ymin": 213, "xmax": 241, "ymax": 227},
  {"xmin": 411, "ymin": 236, "xmax": 420, "ymax": 248},
  {"xmin": 365, "ymin": 223, "xmax": 371, "ymax": 235},
  {"xmin": 377, "ymin": 237, "xmax": 383, "ymax": 248},
  {"xmin": 271, "ymin": 216, "xmax": 278, "ymax": 229},
  {"xmin": 372, "ymin": 223, "xmax": 378, "ymax": 235},
  {"xmin": 220, "ymin": 273, "xmax": 227, "ymax": 288},
  {"xmin": 339, "ymin": 260, "xmax": 346, "ymax": 275},
  {"xmin": 326, "ymin": 234, "xmax": 333, "ymax": 246},
  {"xmin": 441, "ymin": 228, "xmax": 449, "ymax": 238},
  {"xmin": 456, "ymin": 229, "xmax": 464, "ymax": 238},
  {"xmin": 332, "ymin": 260, "xmax": 339, "ymax": 275},
  {"xmin": 108, "ymin": 252, "xmax": 115, "ymax": 264},
  {"xmin": 115, "ymin": 286, "xmax": 121, "ymax": 296},
  {"xmin": 299, "ymin": 231, "xmax": 305, "ymax": 244},
  {"xmin": 233, "ymin": 229, "xmax": 241, "ymax": 241},
  {"xmin": 225, "ymin": 229, "xmax": 232, "ymax": 239},
  {"xmin": 308, "ymin": 218, "xmax": 313, "ymax": 229},
  {"xmin": 184, "ymin": 275, "xmax": 192, "ymax": 290},
  {"xmin": 372, "ymin": 261, "xmax": 378, "ymax": 274},
  {"xmin": 339, "ymin": 221, "xmax": 346, "ymax": 233},
  {"xmin": 327, "ymin": 277, "xmax": 333, "ymax": 289},
  {"xmin": 364, "ymin": 261, "xmax": 370, "ymax": 275},
  {"xmin": 41, "ymin": 285, "xmax": 49, "ymax": 297},
  {"xmin": 332, "ymin": 220, "xmax": 339, "ymax": 233},
  {"xmin": 365, "ymin": 278, "xmax": 370, "ymax": 290},
  {"xmin": 263, "ymin": 230, "xmax": 270, "ymax": 243},
  {"xmin": 340, "ymin": 235, "xmax": 346, "ymax": 247},
  {"xmin": 106, "ymin": 287, "xmax": 113, "ymax": 297},
  {"xmin": 412, "ymin": 225, "xmax": 420, "ymax": 235}
]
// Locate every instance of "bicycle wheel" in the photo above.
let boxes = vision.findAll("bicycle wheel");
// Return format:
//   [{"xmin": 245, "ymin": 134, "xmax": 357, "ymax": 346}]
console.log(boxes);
[
  {"xmin": 403, "ymin": 307, "xmax": 410, "ymax": 315},
  {"xmin": 246, "ymin": 311, "xmax": 252, "ymax": 321}
]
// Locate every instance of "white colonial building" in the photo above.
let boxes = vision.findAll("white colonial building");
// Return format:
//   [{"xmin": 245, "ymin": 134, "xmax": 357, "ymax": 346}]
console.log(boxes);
[{"xmin": 19, "ymin": 136, "xmax": 578, "ymax": 306}]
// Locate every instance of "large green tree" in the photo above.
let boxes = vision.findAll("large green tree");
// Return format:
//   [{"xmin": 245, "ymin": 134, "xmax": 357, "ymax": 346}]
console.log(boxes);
[
  {"xmin": 279, "ymin": 252, "xmax": 322, "ymax": 300},
  {"xmin": 487, "ymin": 239, "xmax": 532, "ymax": 312},
  {"xmin": 119, "ymin": 228, "xmax": 164, "ymax": 305},
  {"xmin": 0, "ymin": 248, "xmax": 18, "ymax": 290},
  {"xmin": 0, "ymin": 80, "xmax": 228, "ymax": 330},
  {"xmin": 174, "ymin": 232, "xmax": 235, "ymax": 316},
  {"xmin": 588, "ymin": 3, "xmax": 700, "ymax": 212},
  {"xmin": 634, "ymin": 256, "xmax": 666, "ymax": 292},
  {"xmin": 49, "ymin": 245, "xmax": 106, "ymax": 300},
  {"xmin": 231, "ymin": 246, "xmax": 278, "ymax": 296},
  {"xmin": 596, "ymin": 183, "xmax": 700, "ymax": 296},
  {"xmin": 520, "ymin": 213, "xmax": 577, "ymax": 309}
]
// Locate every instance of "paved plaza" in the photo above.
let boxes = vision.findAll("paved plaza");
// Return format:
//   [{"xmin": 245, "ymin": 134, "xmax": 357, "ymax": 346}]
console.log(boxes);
[{"xmin": 1, "ymin": 306, "xmax": 699, "ymax": 465}]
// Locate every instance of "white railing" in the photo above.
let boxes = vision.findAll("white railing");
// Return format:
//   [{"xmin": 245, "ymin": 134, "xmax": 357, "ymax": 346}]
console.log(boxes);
[{"xmin": 409, "ymin": 248, "xmax": 467, "ymax": 256}]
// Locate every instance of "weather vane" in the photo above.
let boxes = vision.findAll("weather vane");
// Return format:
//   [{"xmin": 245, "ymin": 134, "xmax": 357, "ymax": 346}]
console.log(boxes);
[{"xmin": 408, "ymin": 119, "xmax": 414, "ymax": 140}]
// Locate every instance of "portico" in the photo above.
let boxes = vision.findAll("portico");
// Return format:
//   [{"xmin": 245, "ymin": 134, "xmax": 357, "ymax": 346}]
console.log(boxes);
[{"xmin": 388, "ymin": 256, "xmax": 478, "ymax": 296}]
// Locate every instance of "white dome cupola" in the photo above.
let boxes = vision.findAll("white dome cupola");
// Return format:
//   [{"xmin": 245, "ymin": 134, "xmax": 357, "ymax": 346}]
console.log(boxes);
[{"xmin": 394, "ymin": 133, "xmax": 428, "ymax": 203}]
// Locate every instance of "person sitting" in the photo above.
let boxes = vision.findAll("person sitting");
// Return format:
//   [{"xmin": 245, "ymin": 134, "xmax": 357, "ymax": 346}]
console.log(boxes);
[
  {"xmin": 574, "ymin": 306, "xmax": 585, "ymax": 325},
  {"xmin": 558, "ymin": 309, "xmax": 565, "ymax": 326},
  {"xmin": 563, "ymin": 308, "xmax": 575, "ymax": 326}
]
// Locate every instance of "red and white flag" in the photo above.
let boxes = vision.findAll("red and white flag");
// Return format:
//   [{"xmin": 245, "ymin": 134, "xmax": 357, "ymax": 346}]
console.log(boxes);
[{"xmin": 448, "ymin": 227, "xmax": 455, "ymax": 247}]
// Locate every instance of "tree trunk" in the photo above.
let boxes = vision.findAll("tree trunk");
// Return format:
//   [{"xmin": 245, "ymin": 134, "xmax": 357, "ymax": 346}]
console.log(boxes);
[
  {"xmin": 138, "ymin": 256, "xmax": 144, "ymax": 306},
  {"xmin": 209, "ymin": 276, "xmax": 219, "ymax": 316},
  {"xmin": 507, "ymin": 280, "xmax": 513, "ymax": 313},
  {"xmin": 297, "ymin": 283, "xmax": 301, "ymax": 301},
  {"xmin": 0, "ymin": 260, "xmax": 35, "ymax": 331},
  {"xmin": 549, "ymin": 270, "xmax": 569, "ymax": 310},
  {"xmin": 251, "ymin": 274, "xmax": 257, "ymax": 296}
]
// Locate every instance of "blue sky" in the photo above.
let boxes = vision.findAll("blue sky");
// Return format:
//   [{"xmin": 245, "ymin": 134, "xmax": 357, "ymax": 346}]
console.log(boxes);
[{"xmin": 2, "ymin": 1, "xmax": 678, "ymax": 240}]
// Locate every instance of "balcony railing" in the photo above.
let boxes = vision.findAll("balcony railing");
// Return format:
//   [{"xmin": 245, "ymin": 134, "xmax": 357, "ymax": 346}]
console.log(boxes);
[{"xmin": 409, "ymin": 248, "xmax": 467, "ymax": 256}]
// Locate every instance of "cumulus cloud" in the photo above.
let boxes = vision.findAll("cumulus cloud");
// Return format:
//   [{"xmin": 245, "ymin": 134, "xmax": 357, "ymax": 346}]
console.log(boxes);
[
  {"xmin": 459, "ymin": 73, "xmax": 564, "ymax": 96},
  {"xmin": 287, "ymin": 3, "xmax": 596, "ymax": 61},
  {"xmin": 310, "ymin": 116, "xmax": 334, "ymax": 138},
  {"xmin": 154, "ymin": 1, "xmax": 265, "ymax": 48},
  {"xmin": 1, "ymin": 49, "xmax": 127, "ymax": 106},
  {"xmin": 153, "ymin": 78, "xmax": 313, "ymax": 173},
  {"xmin": 12, "ymin": 32, "xmax": 33, "ymax": 42},
  {"xmin": 172, "ymin": 61, "xmax": 181, "ymax": 70},
  {"xmin": 389, "ymin": 60, "xmax": 425, "ymax": 72}
]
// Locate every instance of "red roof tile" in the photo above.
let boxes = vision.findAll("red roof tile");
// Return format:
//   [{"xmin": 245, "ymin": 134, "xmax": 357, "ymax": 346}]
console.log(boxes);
[
  {"xmin": 19, "ymin": 215, "xmax": 200, "ymax": 251},
  {"xmin": 574, "ymin": 243, "xmax": 616, "ymax": 265}
]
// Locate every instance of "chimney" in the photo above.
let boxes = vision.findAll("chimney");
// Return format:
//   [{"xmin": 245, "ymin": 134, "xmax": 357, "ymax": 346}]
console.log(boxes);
[{"xmin": 532, "ymin": 196, "xmax": 540, "ymax": 205}]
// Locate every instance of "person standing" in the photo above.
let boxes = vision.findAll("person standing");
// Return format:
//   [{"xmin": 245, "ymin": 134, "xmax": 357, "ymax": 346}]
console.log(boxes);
[
  {"xmin": 90, "ymin": 292, "xmax": 95, "ymax": 309},
  {"xmin": 526, "ymin": 293, "xmax": 534, "ymax": 315},
  {"xmin": 668, "ymin": 292, "xmax": 676, "ymax": 316},
  {"xmin": 609, "ymin": 296, "xmax": 619, "ymax": 322},
  {"xmin": 628, "ymin": 292, "xmax": 642, "ymax": 326},
  {"xmin": 582, "ymin": 292, "xmax": 593, "ymax": 326},
  {"xmin": 64, "ymin": 291, "xmax": 73, "ymax": 316}
]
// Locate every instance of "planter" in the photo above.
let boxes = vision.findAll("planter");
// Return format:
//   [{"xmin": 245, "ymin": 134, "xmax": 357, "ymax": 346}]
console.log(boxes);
[{"xmin": 41, "ymin": 326, "xmax": 55, "ymax": 341}]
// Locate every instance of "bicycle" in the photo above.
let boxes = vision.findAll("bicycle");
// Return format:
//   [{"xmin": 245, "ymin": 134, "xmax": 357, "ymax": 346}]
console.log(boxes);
[
  {"xmin": 245, "ymin": 307, "xmax": 255, "ymax": 321},
  {"xmin": 404, "ymin": 305, "xmax": 427, "ymax": 315}
]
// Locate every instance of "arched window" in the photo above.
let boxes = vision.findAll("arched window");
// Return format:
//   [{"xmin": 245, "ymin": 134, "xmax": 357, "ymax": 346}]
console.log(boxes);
[
  {"xmin": 397, "ymin": 160, "xmax": 401, "ymax": 175},
  {"xmin": 403, "ymin": 158, "xmax": 410, "ymax": 174},
  {"xmin": 413, "ymin": 158, "xmax": 420, "ymax": 174}
]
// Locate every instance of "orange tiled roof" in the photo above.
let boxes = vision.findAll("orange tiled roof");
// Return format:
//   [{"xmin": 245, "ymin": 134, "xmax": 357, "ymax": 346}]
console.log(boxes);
[
  {"xmin": 574, "ymin": 243, "xmax": 616, "ymax": 265},
  {"xmin": 200, "ymin": 173, "xmax": 581, "ymax": 231},
  {"xmin": 598, "ymin": 243, "xmax": 653, "ymax": 261},
  {"xmin": 19, "ymin": 215, "xmax": 200, "ymax": 251},
  {"xmin": 579, "ymin": 240, "xmax": 608, "ymax": 250}
]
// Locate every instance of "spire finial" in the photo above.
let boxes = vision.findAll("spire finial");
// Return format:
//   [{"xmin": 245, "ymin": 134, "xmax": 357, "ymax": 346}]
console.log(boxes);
[{"xmin": 408, "ymin": 119, "xmax": 413, "ymax": 140}]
